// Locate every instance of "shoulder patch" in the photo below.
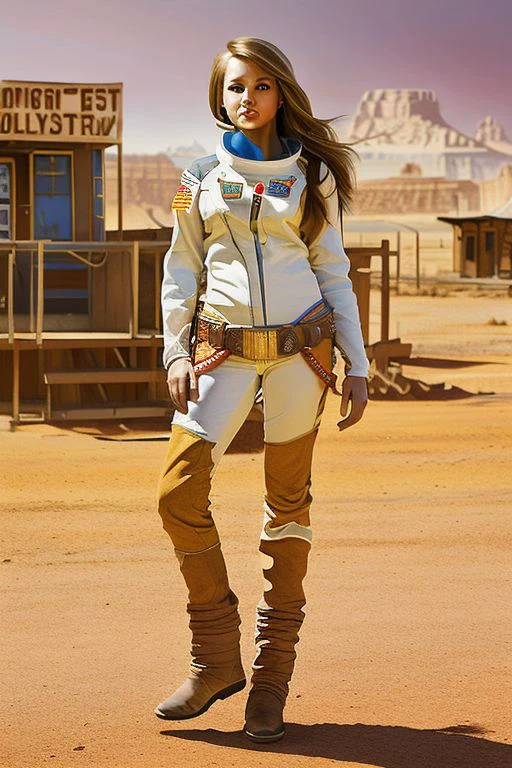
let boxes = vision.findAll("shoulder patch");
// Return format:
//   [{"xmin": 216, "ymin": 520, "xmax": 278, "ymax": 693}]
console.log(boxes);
[
  {"xmin": 171, "ymin": 155, "xmax": 220, "ymax": 212},
  {"xmin": 171, "ymin": 168, "xmax": 201, "ymax": 213}
]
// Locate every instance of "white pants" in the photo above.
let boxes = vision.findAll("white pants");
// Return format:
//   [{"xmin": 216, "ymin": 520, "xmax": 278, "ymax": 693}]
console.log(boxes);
[{"xmin": 172, "ymin": 351, "xmax": 329, "ymax": 471}]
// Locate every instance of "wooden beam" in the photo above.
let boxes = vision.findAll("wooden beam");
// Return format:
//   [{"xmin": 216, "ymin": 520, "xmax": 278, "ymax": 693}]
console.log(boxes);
[
  {"xmin": 47, "ymin": 405, "xmax": 171, "ymax": 422},
  {"xmin": 44, "ymin": 368, "xmax": 165, "ymax": 385},
  {"xmin": 36, "ymin": 240, "xmax": 44, "ymax": 345},
  {"xmin": 12, "ymin": 347, "xmax": 20, "ymax": 422},
  {"xmin": 8, "ymin": 248, "xmax": 14, "ymax": 344},
  {"xmin": 118, "ymin": 143, "xmax": 123, "ymax": 239},
  {"xmin": 132, "ymin": 240, "xmax": 139, "ymax": 337},
  {"xmin": 154, "ymin": 250, "xmax": 161, "ymax": 331},
  {"xmin": 381, "ymin": 239, "xmax": 390, "ymax": 342}
]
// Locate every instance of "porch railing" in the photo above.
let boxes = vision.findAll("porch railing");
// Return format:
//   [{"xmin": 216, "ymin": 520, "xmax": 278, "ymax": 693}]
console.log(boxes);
[{"xmin": 0, "ymin": 239, "xmax": 169, "ymax": 344}]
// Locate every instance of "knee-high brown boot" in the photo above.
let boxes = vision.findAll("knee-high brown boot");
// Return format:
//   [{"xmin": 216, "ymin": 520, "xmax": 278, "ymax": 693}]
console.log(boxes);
[
  {"xmin": 155, "ymin": 425, "xmax": 246, "ymax": 720},
  {"xmin": 244, "ymin": 428, "xmax": 319, "ymax": 742}
]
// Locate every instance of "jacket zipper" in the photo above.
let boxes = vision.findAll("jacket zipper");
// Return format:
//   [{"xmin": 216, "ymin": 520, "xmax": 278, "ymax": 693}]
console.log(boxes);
[
  {"xmin": 249, "ymin": 183, "xmax": 267, "ymax": 325},
  {"xmin": 252, "ymin": 231, "xmax": 267, "ymax": 325}
]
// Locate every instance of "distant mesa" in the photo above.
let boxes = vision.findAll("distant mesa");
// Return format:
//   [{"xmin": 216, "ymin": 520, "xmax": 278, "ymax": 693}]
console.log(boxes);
[
  {"xmin": 475, "ymin": 115, "xmax": 512, "ymax": 156},
  {"xmin": 334, "ymin": 88, "xmax": 512, "ymax": 182},
  {"xmin": 166, "ymin": 140, "xmax": 208, "ymax": 169}
]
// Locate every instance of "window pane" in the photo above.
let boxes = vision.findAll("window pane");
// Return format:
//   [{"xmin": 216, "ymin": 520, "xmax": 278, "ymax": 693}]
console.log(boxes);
[
  {"xmin": 34, "ymin": 195, "xmax": 72, "ymax": 239},
  {"xmin": 34, "ymin": 155, "xmax": 71, "ymax": 195},
  {"xmin": 0, "ymin": 164, "xmax": 11, "ymax": 201},
  {"xmin": 92, "ymin": 149, "xmax": 103, "ymax": 177},
  {"xmin": 466, "ymin": 236, "xmax": 475, "ymax": 262}
]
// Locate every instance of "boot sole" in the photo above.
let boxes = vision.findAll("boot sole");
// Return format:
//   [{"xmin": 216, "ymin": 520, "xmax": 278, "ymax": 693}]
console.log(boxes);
[
  {"xmin": 154, "ymin": 678, "xmax": 246, "ymax": 721},
  {"xmin": 243, "ymin": 726, "xmax": 285, "ymax": 743}
]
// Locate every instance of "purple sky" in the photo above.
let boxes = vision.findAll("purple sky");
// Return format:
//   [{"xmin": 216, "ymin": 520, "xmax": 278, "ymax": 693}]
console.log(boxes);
[{"xmin": 2, "ymin": 0, "xmax": 511, "ymax": 154}]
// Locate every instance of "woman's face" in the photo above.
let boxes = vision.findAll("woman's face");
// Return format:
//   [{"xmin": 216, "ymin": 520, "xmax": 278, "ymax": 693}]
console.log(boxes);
[{"xmin": 222, "ymin": 56, "xmax": 281, "ymax": 132}]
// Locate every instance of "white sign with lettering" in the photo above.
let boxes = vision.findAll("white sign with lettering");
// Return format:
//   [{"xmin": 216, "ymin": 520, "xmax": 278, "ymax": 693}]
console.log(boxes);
[{"xmin": 0, "ymin": 81, "xmax": 123, "ymax": 144}]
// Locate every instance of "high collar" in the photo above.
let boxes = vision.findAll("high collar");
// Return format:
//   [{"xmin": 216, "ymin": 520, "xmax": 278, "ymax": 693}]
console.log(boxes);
[{"xmin": 216, "ymin": 130, "xmax": 302, "ymax": 174}]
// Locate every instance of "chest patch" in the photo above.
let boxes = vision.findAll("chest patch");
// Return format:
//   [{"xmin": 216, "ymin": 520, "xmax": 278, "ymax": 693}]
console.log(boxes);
[
  {"xmin": 267, "ymin": 176, "xmax": 297, "ymax": 198},
  {"xmin": 219, "ymin": 179, "xmax": 244, "ymax": 199}
]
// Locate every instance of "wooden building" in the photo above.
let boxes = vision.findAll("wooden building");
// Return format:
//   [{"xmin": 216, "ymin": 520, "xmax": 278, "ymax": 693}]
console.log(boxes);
[
  {"xmin": 438, "ymin": 198, "xmax": 512, "ymax": 278},
  {"xmin": 0, "ymin": 80, "xmax": 170, "ymax": 422}
]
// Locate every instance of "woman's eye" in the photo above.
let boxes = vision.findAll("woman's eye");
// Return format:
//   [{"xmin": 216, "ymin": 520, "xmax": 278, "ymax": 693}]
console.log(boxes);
[{"xmin": 227, "ymin": 83, "xmax": 271, "ymax": 93}]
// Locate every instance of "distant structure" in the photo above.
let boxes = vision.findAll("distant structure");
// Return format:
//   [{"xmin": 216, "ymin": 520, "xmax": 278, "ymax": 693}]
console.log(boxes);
[
  {"xmin": 438, "ymin": 198, "xmax": 512, "ymax": 279},
  {"xmin": 400, "ymin": 162, "xmax": 422, "ymax": 176},
  {"xmin": 353, "ymin": 176, "xmax": 479, "ymax": 215},
  {"xmin": 479, "ymin": 164, "xmax": 512, "ymax": 213},
  {"xmin": 105, "ymin": 152, "xmax": 180, "ymax": 230},
  {"xmin": 335, "ymin": 89, "xmax": 512, "ymax": 182}
]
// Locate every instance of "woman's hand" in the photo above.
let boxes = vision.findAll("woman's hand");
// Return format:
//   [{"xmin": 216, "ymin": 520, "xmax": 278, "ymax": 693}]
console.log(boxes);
[
  {"xmin": 337, "ymin": 375, "xmax": 368, "ymax": 431},
  {"xmin": 167, "ymin": 358, "xmax": 199, "ymax": 414}
]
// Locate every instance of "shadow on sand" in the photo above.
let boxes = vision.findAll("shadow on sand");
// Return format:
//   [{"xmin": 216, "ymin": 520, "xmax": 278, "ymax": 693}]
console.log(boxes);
[{"xmin": 160, "ymin": 722, "xmax": 511, "ymax": 767}]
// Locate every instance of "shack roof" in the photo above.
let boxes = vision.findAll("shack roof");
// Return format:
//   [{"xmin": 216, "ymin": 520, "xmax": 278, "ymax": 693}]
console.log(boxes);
[{"xmin": 438, "ymin": 197, "xmax": 512, "ymax": 224}]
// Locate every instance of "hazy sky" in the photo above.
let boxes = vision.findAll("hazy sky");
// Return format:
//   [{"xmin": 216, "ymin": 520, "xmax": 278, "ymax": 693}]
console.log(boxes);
[{"xmin": 2, "ymin": 0, "xmax": 510, "ymax": 154}]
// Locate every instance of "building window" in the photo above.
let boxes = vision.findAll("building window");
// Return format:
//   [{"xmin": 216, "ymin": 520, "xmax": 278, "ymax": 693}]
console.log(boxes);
[
  {"xmin": 0, "ymin": 163, "xmax": 12, "ymax": 239},
  {"xmin": 485, "ymin": 231, "xmax": 495, "ymax": 252},
  {"xmin": 92, "ymin": 149, "xmax": 105, "ymax": 241},
  {"xmin": 33, "ymin": 153, "xmax": 87, "ymax": 313},
  {"xmin": 33, "ymin": 153, "xmax": 73, "ymax": 240},
  {"xmin": 466, "ymin": 235, "xmax": 475, "ymax": 262}
]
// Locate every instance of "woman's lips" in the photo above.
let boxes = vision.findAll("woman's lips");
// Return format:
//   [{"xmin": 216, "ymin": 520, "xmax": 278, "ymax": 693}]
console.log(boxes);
[{"xmin": 240, "ymin": 109, "xmax": 258, "ymax": 118}]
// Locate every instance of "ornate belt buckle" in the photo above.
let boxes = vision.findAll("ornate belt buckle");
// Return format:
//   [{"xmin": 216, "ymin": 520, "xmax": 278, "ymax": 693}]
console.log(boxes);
[
  {"xmin": 277, "ymin": 327, "xmax": 301, "ymax": 355},
  {"xmin": 305, "ymin": 324, "xmax": 322, "ymax": 348}
]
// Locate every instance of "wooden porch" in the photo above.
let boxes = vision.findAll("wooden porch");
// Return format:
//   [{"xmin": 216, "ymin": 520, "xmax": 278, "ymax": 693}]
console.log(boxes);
[{"xmin": 0, "ymin": 238, "xmax": 409, "ymax": 423}]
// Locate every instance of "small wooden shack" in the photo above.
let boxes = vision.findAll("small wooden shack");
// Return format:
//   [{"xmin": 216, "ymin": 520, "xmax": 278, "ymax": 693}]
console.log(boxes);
[{"xmin": 438, "ymin": 198, "xmax": 512, "ymax": 278}]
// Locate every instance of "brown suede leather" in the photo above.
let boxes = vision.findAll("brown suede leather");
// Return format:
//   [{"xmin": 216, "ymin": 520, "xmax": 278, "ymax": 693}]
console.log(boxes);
[
  {"xmin": 157, "ymin": 424, "xmax": 219, "ymax": 553},
  {"xmin": 154, "ymin": 550, "xmax": 246, "ymax": 719},
  {"xmin": 249, "ymin": 429, "xmax": 320, "ymax": 706},
  {"xmin": 155, "ymin": 427, "xmax": 245, "ymax": 719},
  {"xmin": 244, "ymin": 688, "xmax": 285, "ymax": 742}
]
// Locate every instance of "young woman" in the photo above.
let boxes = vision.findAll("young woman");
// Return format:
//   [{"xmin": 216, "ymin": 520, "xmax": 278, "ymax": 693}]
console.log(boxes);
[{"xmin": 155, "ymin": 37, "xmax": 369, "ymax": 743}]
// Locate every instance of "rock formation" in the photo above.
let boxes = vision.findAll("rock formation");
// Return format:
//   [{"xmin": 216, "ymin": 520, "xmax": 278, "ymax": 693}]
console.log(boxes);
[
  {"xmin": 334, "ymin": 89, "xmax": 511, "ymax": 182},
  {"xmin": 475, "ymin": 116, "xmax": 512, "ymax": 155}
]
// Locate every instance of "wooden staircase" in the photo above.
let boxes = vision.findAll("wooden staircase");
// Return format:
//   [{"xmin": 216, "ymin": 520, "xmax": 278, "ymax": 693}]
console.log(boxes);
[{"xmin": 43, "ymin": 356, "xmax": 169, "ymax": 421}]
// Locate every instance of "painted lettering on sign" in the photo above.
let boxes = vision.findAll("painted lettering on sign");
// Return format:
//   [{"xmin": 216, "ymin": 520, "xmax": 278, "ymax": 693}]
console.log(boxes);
[{"xmin": 0, "ymin": 81, "xmax": 122, "ymax": 143}]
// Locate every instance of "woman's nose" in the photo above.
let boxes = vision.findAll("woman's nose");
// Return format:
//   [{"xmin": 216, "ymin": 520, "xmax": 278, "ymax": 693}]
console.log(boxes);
[{"xmin": 241, "ymin": 90, "xmax": 254, "ymax": 105}]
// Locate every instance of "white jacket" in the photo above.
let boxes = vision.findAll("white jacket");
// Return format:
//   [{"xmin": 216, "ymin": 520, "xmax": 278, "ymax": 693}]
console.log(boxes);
[{"xmin": 162, "ymin": 133, "xmax": 369, "ymax": 378}]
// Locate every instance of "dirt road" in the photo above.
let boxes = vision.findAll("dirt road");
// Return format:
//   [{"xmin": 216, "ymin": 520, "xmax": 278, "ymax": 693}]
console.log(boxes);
[{"xmin": 2, "ymin": 292, "xmax": 512, "ymax": 767}]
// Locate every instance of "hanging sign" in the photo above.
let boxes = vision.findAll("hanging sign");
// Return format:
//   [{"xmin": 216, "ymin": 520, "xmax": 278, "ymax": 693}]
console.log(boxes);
[{"xmin": 0, "ymin": 80, "xmax": 123, "ymax": 144}]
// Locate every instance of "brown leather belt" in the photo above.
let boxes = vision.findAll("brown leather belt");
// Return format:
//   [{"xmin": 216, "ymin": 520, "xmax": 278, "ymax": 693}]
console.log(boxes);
[{"xmin": 196, "ymin": 310, "xmax": 335, "ymax": 360}]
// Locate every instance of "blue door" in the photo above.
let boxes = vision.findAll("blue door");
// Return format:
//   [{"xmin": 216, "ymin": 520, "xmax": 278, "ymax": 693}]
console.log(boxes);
[{"xmin": 33, "ymin": 153, "xmax": 88, "ymax": 314}]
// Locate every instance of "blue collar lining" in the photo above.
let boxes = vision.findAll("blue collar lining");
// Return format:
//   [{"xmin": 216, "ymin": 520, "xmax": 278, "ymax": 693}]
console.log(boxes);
[{"xmin": 222, "ymin": 131, "xmax": 301, "ymax": 161}]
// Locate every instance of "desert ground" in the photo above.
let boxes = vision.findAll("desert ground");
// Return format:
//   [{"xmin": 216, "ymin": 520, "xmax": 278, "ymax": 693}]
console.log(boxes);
[{"xmin": 2, "ymin": 288, "xmax": 512, "ymax": 768}]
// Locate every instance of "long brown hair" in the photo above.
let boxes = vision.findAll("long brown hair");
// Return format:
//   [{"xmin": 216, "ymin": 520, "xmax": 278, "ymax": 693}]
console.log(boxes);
[{"xmin": 209, "ymin": 37, "xmax": 360, "ymax": 246}]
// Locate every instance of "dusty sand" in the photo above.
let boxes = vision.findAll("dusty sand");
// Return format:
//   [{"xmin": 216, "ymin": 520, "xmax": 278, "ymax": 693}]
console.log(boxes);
[{"xmin": 2, "ymin": 291, "xmax": 512, "ymax": 768}]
